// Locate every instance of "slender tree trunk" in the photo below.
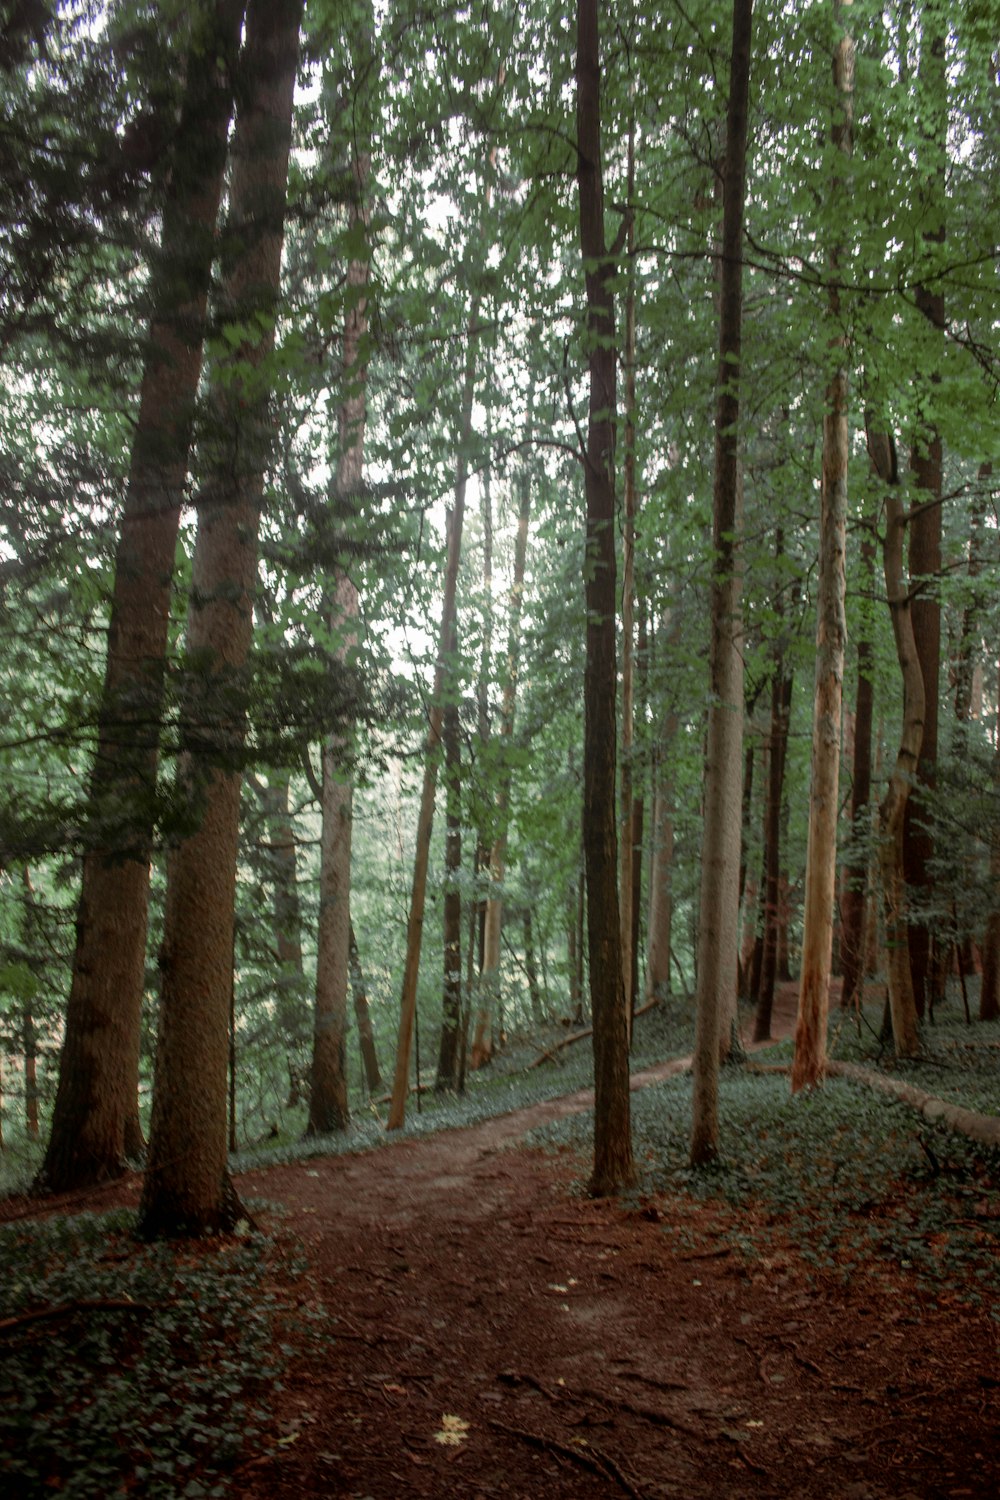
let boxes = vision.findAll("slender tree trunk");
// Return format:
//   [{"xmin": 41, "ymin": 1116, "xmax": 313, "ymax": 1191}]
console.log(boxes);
[
  {"xmin": 647, "ymin": 612, "xmax": 681, "ymax": 1003},
  {"xmin": 754, "ymin": 637, "xmax": 793, "ymax": 1041},
  {"xmin": 473, "ymin": 443, "xmax": 533, "ymax": 1065},
  {"xmin": 436, "ymin": 653, "xmax": 464, "ymax": 1091},
  {"xmin": 619, "ymin": 106, "xmax": 639, "ymax": 1028},
  {"xmin": 954, "ymin": 471, "xmax": 988, "ymax": 978},
  {"xmin": 979, "ymin": 656, "xmax": 1000, "ymax": 1021},
  {"xmin": 387, "ymin": 324, "xmax": 477, "ymax": 1129},
  {"xmin": 467, "ymin": 414, "xmax": 495, "ymax": 1069},
  {"xmin": 37, "ymin": 0, "xmax": 245, "ymax": 1195},
  {"xmin": 309, "ymin": 56, "xmax": 373, "ymax": 1131},
  {"xmin": 20, "ymin": 868, "xmax": 40, "ymax": 1139},
  {"xmin": 904, "ymin": 0, "xmax": 946, "ymax": 1015},
  {"xmin": 840, "ymin": 523, "xmax": 876, "ymax": 1009},
  {"xmin": 348, "ymin": 924, "xmax": 382, "ymax": 1093},
  {"xmin": 139, "ymin": 0, "xmax": 303, "ymax": 1238},
  {"xmin": 523, "ymin": 907, "xmax": 544, "ymax": 1024},
  {"xmin": 576, "ymin": 0, "xmax": 634, "ymax": 1195},
  {"xmin": 867, "ymin": 425, "xmax": 922, "ymax": 1058},
  {"xmin": 690, "ymin": 0, "xmax": 753, "ymax": 1167},
  {"xmin": 791, "ymin": 4, "xmax": 853, "ymax": 1093}
]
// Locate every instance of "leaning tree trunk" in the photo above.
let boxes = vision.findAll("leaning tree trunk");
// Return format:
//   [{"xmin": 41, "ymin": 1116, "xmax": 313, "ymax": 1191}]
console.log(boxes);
[
  {"xmin": 139, "ymin": 0, "xmax": 303, "ymax": 1239},
  {"xmin": 791, "ymin": 3, "xmax": 853, "ymax": 1094},
  {"xmin": 576, "ymin": 0, "xmax": 634, "ymax": 1195},
  {"xmin": 867, "ymin": 425, "xmax": 922, "ymax": 1058},
  {"xmin": 690, "ymin": 0, "xmax": 753, "ymax": 1168},
  {"xmin": 36, "ymin": 0, "xmax": 245, "ymax": 1196}
]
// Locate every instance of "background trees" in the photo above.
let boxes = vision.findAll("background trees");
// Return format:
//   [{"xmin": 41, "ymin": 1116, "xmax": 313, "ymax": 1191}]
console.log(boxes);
[{"xmin": 0, "ymin": 0, "xmax": 997, "ymax": 1210}]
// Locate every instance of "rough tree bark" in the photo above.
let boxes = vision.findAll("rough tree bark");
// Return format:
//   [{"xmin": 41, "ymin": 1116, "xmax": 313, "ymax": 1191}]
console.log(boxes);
[
  {"xmin": 139, "ymin": 0, "xmax": 304, "ymax": 1238},
  {"xmin": 690, "ymin": 0, "xmax": 753, "ymax": 1167},
  {"xmin": 576, "ymin": 0, "xmax": 634, "ymax": 1195},
  {"xmin": 37, "ymin": 0, "xmax": 245, "ymax": 1195}
]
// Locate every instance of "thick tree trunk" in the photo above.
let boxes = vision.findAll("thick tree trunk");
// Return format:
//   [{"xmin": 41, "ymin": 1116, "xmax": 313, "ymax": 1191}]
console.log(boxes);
[
  {"xmin": 840, "ymin": 524, "xmax": 876, "ymax": 1009},
  {"xmin": 576, "ymin": 0, "xmax": 634, "ymax": 1195},
  {"xmin": 37, "ymin": 0, "xmax": 245, "ymax": 1195},
  {"xmin": 791, "ymin": 7, "xmax": 853, "ymax": 1093},
  {"xmin": 690, "ymin": 0, "xmax": 753, "ymax": 1167},
  {"xmin": 139, "ymin": 0, "xmax": 303, "ymax": 1238},
  {"xmin": 867, "ymin": 426, "xmax": 923, "ymax": 1058}
]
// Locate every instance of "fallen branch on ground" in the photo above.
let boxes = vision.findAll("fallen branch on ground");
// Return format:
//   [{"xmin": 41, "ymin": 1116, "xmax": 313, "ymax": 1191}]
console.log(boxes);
[{"xmin": 825, "ymin": 1060, "xmax": 1000, "ymax": 1150}]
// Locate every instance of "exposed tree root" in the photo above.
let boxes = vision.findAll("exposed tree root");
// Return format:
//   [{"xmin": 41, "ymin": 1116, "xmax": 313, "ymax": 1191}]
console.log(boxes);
[{"xmin": 488, "ymin": 1418, "xmax": 644, "ymax": 1498}]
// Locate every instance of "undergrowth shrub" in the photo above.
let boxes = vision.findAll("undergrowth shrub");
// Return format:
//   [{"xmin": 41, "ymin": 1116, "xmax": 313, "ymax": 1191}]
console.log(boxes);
[{"xmin": 0, "ymin": 1210, "xmax": 318, "ymax": 1498}]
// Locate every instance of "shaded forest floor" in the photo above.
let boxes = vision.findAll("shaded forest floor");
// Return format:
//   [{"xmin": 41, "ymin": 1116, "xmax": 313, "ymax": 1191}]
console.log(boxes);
[{"xmin": 3, "ymin": 983, "xmax": 999, "ymax": 1499}]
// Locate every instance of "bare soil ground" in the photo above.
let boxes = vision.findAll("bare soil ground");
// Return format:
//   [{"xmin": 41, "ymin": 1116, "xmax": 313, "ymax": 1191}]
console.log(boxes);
[{"xmin": 8, "ymin": 987, "xmax": 1000, "ymax": 1498}]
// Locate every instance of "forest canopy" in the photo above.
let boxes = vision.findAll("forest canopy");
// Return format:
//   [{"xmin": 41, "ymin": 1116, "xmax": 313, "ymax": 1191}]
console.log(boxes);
[{"xmin": 0, "ymin": 0, "xmax": 998, "ymax": 1228}]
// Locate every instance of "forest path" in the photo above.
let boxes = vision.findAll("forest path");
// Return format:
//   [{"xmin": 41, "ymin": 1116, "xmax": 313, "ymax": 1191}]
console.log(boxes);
[{"xmin": 234, "ymin": 982, "xmax": 999, "ymax": 1500}]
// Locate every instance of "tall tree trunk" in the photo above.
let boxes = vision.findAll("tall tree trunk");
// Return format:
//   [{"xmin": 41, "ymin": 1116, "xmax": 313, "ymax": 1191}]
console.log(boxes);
[
  {"xmin": 792, "ymin": 3, "xmax": 853, "ymax": 1093},
  {"xmin": 904, "ymin": 0, "xmax": 947, "ymax": 1015},
  {"xmin": 250, "ymin": 769, "xmax": 308, "ymax": 1102},
  {"xmin": 754, "ymin": 625, "xmax": 793, "ymax": 1041},
  {"xmin": 467, "ymin": 411, "xmax": 495, "ymax": 1068},
  {"xmin": 309, "ymin": 40, "xmax": 373, "ymax": 1132},
  {"xmin": 139, "ymin": 0, "xmax": 303, "ymax": 1238},
  {"xmin": 348, "ymin": 924, "xmax": 382, "ymax": 1093},
  {"xmin": 436, "ymin": 646, "xmax": 464, "ymax": 1091},
  {"xmin": 36, "ymin": 0, "xmax": 245, "ymax": 1195},
  {"xmin": 473, "ymin": 441, "xmax": 533, "ymax": 1065},
  {"xmin": 840, "ymin": 523, "xmax": 876, "ymax": 1009},
  {"xmin": 20, "ymin": 867, "xmax": 40, "ymax": 1139},
  {"xmin": 646, "ymin": 611, "xmax": 681, "ymax": 1004},
  {"xmin": 979, "ymin": 656, "xmax": 1000, "ymax": 1022},
  {"xmin": 576, "ymin": 0, "xmax": 634, "ymax": 1196},
  {"xmin": 387, "ymin": 325, "xmax": 477, "ymax": 1130},
  {"xmin": 690, "ymin": 0, "xmax": 753, "ymax": 1167},
  {"xmin": 619, "ymin": 105, "xmax": 639, "ymax": 1029},
  {"xmin": 867, "ymin": 425, "xmax": 923, "ymax": 1057}
]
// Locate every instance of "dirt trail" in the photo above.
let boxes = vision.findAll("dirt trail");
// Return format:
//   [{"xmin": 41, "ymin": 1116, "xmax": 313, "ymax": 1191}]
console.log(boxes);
[{"xmin": 231, "ymin": 987, "xmax": 999, "ymax": 1499}]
